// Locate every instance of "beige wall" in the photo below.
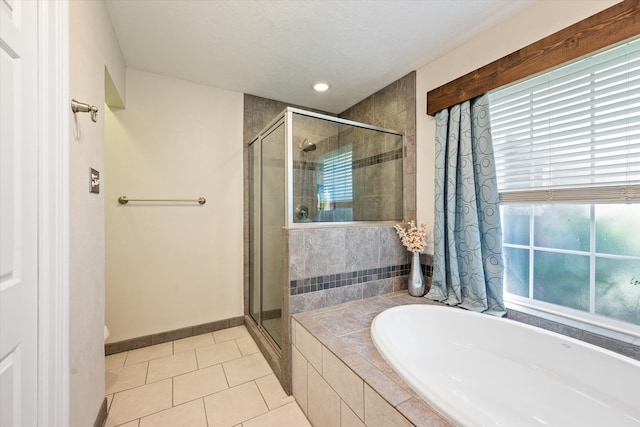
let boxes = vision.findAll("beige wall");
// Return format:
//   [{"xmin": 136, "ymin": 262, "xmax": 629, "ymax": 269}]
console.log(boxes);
[
  {"xmin": 69, "ymin": 1, "xmax": 126, "ymax": 426},
  {"xmin": 105, "ymin": 69, "xmax": 244, "ymax": 343},
  {"xmin": 415, "ymin": 0, "xmax": 620, "ymax": 239}
]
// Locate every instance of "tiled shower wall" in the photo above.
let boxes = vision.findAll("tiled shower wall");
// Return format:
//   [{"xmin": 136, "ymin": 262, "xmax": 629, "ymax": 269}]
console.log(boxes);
[
  {"xmin": 340, "ymin": 71, "xmax": 417, "ymax": 221},
  {"xmin": 347, "ymin": 126, "xmax": 403, "ymax": 221}
]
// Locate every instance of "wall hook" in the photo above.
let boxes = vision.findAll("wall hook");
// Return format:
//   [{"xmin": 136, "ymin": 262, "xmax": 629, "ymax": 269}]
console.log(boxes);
[{"xmin": 71, "ymin": 99, "xmax": 98, "ymax": 122}]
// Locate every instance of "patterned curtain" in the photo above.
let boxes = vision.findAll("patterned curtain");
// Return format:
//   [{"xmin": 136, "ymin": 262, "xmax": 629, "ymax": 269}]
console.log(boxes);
[{"xmin": 426, "ymin": 94, "xmax": 506, "ymax": 316}]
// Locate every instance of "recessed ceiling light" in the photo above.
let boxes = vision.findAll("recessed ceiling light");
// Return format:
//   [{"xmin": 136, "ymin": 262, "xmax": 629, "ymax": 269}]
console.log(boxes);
[{"xmin": 313, "ymin": 82, "xmax": 330, "ymax": 92}]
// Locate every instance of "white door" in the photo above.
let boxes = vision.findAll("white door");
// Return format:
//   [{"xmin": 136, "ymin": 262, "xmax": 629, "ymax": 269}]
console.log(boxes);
[{"xmin": 0, "ymin": 0, "xmax": 39, "ymax": 425}]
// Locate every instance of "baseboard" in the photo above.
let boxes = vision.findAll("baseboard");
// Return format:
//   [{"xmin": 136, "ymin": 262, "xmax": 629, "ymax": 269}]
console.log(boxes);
[
  {"xmin": 94, "ymin": 397, "xmax": 108, "ymax": 427},
  {"xmin": 105, "ymin": 316, "xmax": 245, "ymax": 355}
]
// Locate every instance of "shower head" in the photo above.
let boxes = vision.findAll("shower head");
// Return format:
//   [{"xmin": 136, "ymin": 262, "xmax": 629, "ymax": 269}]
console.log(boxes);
[{"xmin": 299, "ymin": 138, "xmax": 317, "ymax": 152}]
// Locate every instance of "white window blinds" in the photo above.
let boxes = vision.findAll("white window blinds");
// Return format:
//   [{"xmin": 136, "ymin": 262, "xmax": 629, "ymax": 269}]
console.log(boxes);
[
  {"xmin": 322, "ymin": 147, "xmax": 353, "ymax": 202},
  {"xmin": 488, "ymin": 37, "xmax": 640, "ymax": 203}
]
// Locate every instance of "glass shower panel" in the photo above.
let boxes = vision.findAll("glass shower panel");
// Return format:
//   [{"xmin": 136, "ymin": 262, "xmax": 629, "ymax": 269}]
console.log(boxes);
[
  {"xmin": 291, "ymin": 112, "xmax": 403, "ymax": 223},
  {"xmin": 248, "ymin": 141, "xmax": 260, "ymax": 325},
  {"xmin": 261, "ymin": 122, "xmax": 285, "ymax": 348}
]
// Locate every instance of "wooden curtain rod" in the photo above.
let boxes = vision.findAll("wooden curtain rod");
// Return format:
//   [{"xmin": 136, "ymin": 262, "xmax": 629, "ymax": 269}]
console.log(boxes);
[{"xmin": 426, "ymin": 0, "xmax": 640, "ymax": 116}]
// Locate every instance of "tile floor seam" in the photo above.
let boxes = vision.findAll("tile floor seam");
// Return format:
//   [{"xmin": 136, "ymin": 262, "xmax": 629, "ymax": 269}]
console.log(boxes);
[
  {"xmin": 222, "ymin": 365, "xmax": 231, "ymax": 389},
  {"xmin": 171, "ymin": 373, "xmax": 175, "ymax": 408},
  {"xmin": 144, "ymin": 360, "xmax": 149, "ymax": 385},
  {"xmin": 200, "ymin": 397, "xmax": 210, "ymax": 427},
  {"xmin": 221, "ymin": 363, "xmax": 230, "ymax": 390},
  {"xmin": 253, "ymin": 378, "xmax": 271, "ymax": 412},
  {"xmin": 230, "ymin": 371, "xmax": 273, "ymax": 388},
  {"xmin": 169, "ymin": 393, "xmax": 216, "ymax": 408},
  {"xmin": 134, "ymin": 399, "xmax": 173, "ymax": 425},
  {"xmin": 195, "ymin": 357, "xmax": 201, "ymax": 370}
]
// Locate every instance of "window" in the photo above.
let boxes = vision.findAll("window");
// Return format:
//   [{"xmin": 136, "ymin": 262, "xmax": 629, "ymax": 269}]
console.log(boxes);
[
  {"xmin": 321, "ymin": 146, "xmax": 353, "ymax": 203},
  {"xmin": 489, "ymin": 38, "xmax": 640, "ymax": 333}
]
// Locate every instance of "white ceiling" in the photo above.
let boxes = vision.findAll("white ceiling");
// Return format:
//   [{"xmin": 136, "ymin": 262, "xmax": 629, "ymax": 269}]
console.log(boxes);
[{"xmin": 104, "ymin": 0, "xmax": 534, "ymax": 114}]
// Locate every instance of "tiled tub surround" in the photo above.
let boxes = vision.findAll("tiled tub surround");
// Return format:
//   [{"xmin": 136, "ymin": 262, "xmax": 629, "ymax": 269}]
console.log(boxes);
[
  {"xmin": 291, "ymin": 292, "xmax": 452, "ymax": 427},
  {"xmin": 291, "ymin": 293, "xmax": 640, "ymax": 427},
  {"xmin": 508, "ymin": 309, "xmax": 640, "ymax": 361},
  {"xmin": 275, "ymin": 224, "xmax": 432, "ymax": 395}
]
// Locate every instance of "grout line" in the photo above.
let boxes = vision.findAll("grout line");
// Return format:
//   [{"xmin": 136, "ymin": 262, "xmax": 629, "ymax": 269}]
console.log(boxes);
[
  {"xmin": 171, "ymin": 369, "xmax": 175, "ymax": 408},
  {"xmin": 221, "ymin": 363, "xmax": 230, "ymax": 389},
  {"xmin": 200, "ymin": 398, "xmax": 210, "ymax": 427},
  {"xmin": 254, "ymin": 379, "xmax": 271, "ymax": 412},
  {"xmin": 195, "ymin": 348, "xmax": 201, "ymax": 370},
  {"xmin": 144, "ymin": 360, "xmax": 150, "ymax": 385}
]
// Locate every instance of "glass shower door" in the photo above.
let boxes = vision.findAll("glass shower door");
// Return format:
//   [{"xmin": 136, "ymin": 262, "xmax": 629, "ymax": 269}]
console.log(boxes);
[
  {"xmin": 248, "ymin": 120, "xmax": 285, "ymax": 349},
  {"xmin": 260, "ymin": 122, "xmax": 285, "ymax": 348}
]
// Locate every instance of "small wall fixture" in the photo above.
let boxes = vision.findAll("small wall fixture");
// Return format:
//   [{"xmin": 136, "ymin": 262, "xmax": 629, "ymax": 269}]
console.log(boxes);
[{"xmin": 71, "ymin": 99, "xmax": 98, "ymax": 122}]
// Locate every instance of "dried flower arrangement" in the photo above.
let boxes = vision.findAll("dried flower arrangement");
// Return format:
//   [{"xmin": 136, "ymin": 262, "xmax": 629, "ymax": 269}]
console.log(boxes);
[{"xmin": 394, "ymin": 221, "xmax": 428, "ymax": 253}]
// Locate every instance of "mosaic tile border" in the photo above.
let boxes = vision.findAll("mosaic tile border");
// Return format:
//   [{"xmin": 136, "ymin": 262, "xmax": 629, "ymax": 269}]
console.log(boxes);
[
  {"xmin": 290, "ymin": 262, "xmax": 432, "ymax": 296},
  {"xmin": 293, "ymin": 160, "xmax": 319, "ymax": 171},
  {"xmin": 352, "ymin": 147, "xmax": 403, "ymax": 170},
  {"xmin": 292, "ymin": 147, "xmax": 403, "ymax": 173}
]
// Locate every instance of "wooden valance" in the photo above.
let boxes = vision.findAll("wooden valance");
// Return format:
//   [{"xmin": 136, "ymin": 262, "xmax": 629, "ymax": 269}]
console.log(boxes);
[{"xmin": 426, "ymin": 0, "xmax": 640, "ymax": 116}]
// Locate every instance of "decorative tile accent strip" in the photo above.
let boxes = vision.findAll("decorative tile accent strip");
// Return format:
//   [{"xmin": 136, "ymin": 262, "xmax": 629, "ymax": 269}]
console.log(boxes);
[
  {"xmin": 352, "ymin": 147, "xmax": 403, "ymax": 170},
  {"xmin": 293, "ymin": 160, "xmax": 319, "ymax": 171},
  {"xmin": 290, "ymin": 262, "xmax": 432, "ymax": 296},
  {"xmin": 293, "ymin": 148, "xmax": 402, "ymax": 173}
]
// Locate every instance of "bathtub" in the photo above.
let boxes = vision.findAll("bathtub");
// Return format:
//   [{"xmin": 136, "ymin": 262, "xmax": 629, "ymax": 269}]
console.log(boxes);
[{"xmin": 371, "ymin": 304, "xmax": 640, "ymax": 427}]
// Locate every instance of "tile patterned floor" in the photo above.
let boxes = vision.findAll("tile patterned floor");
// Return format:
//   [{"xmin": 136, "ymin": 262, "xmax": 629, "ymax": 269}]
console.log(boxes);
[{"xmin": 105, "ymin": 325, "xmax": 311, "ymax": 427}]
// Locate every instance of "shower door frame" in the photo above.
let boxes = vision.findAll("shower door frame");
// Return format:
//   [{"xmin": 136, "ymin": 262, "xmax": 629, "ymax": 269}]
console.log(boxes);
[
  {"xmin": 248, "ymin": 116, "xmax": 288, "ymax": 351},
  {"xmin": 248, "ymin": 105, "xmax": 405, "ymax": 318},
  {"xmin": 248, "ymin": 133, "xmax": 262, "ymax": 329}
]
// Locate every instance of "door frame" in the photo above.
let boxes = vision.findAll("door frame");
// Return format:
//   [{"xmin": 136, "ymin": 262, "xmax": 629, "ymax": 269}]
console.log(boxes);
[{"xmin": 36, "ymin": 1, "xmax": 70, "ymax": 425}]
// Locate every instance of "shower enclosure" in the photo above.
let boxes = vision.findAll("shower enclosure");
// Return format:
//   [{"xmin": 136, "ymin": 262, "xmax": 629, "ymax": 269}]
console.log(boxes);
[{"xmin": 248, "ymin": 107, "xmax": 403, "ymax": 349}]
